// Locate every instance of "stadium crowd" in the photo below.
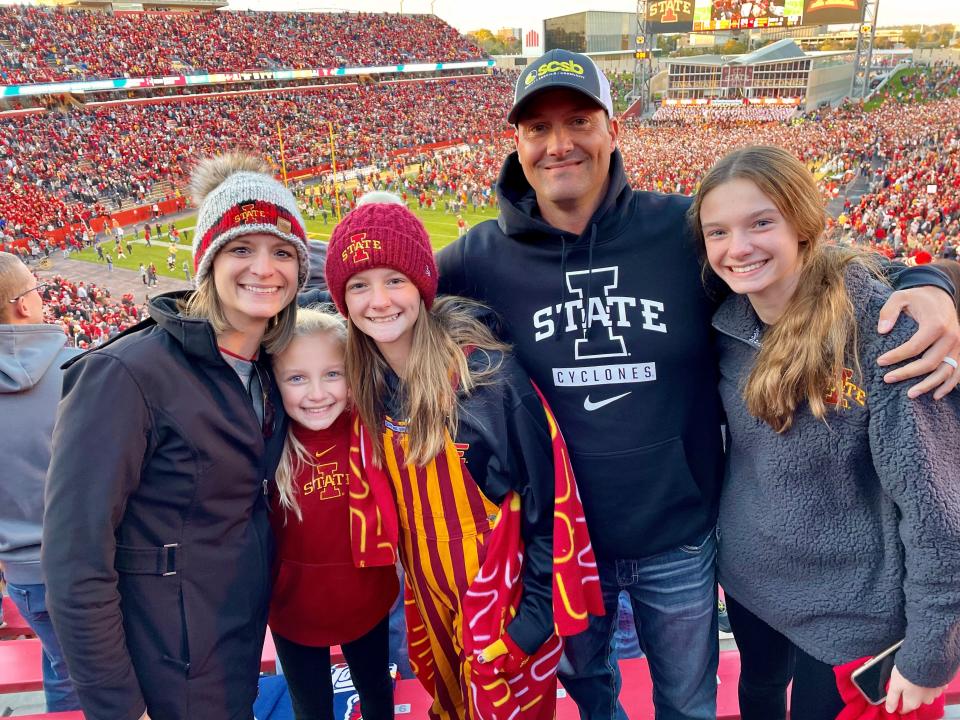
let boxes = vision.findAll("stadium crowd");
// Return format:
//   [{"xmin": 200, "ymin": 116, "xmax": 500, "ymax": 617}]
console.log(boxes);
[
  {"xmin": 0, "ymin": 74, "xmax": 513, "ymax": 243},
  {"xmin": 871, "ymin": 63, "xmax": 960, "ymax": 105},
  {"xmin": 33, "ymin": 273, "xmax": 145, "ymax": 347},
  {"xmin": 0, "ymin": 7, "xmax": 484, "ymax": 85},
  {"xmin": 0, "ymin": 43, "xmax": 956, "ymax": 347},
  {"xmin": 650, "ymin": 103, "xmax": 798, "ymax": 124}
]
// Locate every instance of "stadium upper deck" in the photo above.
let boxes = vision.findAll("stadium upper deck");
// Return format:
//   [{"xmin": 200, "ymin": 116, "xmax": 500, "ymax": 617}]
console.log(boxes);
[
  {"xmin": 0, "ymin": 7, "xmax": 486, "ymax": 85},
  {"xmin": 0, "ymin": 74, "xmax": 514, "ymax": 242}
]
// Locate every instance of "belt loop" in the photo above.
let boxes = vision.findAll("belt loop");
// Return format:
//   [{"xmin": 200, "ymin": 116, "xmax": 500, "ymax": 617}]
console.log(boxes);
[{"xmin": 162, "ymin": 543, "xmax": 179, "ymax": 576}]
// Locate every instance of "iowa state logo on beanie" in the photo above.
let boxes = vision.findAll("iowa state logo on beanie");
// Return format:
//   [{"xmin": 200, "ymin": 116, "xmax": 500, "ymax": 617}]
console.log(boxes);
[
  {"xmin": 342, "ymin": 232, "xmax": 383, "ymax": 265},
  {"xmin": 325, "ymin": 200, "xmax": 437, "ymax": 318}
]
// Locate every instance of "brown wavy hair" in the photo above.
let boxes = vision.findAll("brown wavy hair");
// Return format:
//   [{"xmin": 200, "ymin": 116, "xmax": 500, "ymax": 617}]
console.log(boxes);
[
  {"xmin": 346, "ymin": 296, "xmax": 508, "ymax": 466},
  {"xmin": 689, "ymin": 146, "xmax": 881, "ymax": 432}
]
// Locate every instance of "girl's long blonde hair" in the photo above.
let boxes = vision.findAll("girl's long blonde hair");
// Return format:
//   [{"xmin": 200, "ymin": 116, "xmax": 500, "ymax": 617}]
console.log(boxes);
[
  {"xmin": 347, "ymin": 295, "xmax": 509, "ymax": 467},
  {"xmin": 274, "ymin": 305, "xmax": 347, "ymax": 521},
  {"xmin": 689, "ymin": 145, "xmax": 882, "ymax": 433}
]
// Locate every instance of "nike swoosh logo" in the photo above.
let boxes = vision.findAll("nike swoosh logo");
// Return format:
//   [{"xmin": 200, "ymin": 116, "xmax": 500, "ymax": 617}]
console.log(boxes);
[
  {"xmin": 314, "ymin": 446, "xmax": 336, "ymax": 460},
  {"xmin": 583, "ymin": 392, "xmax": 632, "ymax": 412}
]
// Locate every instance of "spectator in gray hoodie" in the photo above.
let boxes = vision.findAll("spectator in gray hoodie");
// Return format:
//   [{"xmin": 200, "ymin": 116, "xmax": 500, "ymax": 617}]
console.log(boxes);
[
  {"xmin": 0, "ymin": 251, "xmax": 80, "ymax": 712},
  {"xmin": 690, "ymin": 146, "xmax": 960, "ymax": 720}
]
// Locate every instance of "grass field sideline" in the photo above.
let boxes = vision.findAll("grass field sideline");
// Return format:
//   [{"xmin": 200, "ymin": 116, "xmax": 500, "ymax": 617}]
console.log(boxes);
[{"xmin": 71, "ymin": 204, "xmax": 499, "ymax": 280}]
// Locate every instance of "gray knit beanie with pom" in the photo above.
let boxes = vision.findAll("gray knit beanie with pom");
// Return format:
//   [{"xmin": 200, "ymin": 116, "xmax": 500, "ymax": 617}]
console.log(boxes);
[{"xmin": 190, "ymin": 153, "xmax": 309, "ymax": 288}]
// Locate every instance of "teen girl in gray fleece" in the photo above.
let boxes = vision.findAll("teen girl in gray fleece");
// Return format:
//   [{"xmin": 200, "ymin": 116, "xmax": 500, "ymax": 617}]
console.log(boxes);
[{"xmin": 690, "ymin": 146, "xmax": 960, "ymax": 720}]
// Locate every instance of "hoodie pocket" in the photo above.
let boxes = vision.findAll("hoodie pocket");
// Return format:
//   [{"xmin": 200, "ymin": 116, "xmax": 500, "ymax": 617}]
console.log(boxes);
[{"xmin": 570, "ymin": 436, "xmax": 707, "ymax": 558}]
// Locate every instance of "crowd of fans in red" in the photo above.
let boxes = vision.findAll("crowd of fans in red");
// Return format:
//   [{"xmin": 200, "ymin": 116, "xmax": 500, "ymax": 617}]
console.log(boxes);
[
  {"xmin": 650, "ymin": 104, "xmax": 798, "ymax": 124},
  {"xmin": 37, "ymin": 274, "xmax": 145, "ymax": 348},
  {"xmin": 0, "ymin": 7, "xmax": 485, "ymax": 85},
  {"xmin": 1, "ymin": 52, "xmax": 956, "ymax": 342},
  {"xmin": 0, "ymin": 74, "xmax": 513, "ymax": 243}
]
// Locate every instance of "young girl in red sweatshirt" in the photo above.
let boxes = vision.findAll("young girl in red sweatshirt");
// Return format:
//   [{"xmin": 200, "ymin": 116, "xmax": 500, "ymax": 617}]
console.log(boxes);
[{"xmin": 270, "ymin": 305, "xmax": 399, "ymax": 720}]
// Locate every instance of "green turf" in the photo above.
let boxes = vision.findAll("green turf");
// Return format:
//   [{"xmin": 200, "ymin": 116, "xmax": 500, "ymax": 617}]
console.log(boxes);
[{"xmin": 73, "ymin": 203, "xmax": 500, "ymax": 278}]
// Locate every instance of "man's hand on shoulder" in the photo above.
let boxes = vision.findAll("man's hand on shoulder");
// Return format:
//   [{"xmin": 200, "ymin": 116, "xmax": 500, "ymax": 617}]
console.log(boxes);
[{"xmin": 877, "ymin": 286, "xmax": 960, "ymax": 399}]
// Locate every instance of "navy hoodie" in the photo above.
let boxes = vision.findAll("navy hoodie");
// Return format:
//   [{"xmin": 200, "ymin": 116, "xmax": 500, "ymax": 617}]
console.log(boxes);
[{"xmin": 437, "ymin": 150, "xmax": 725, "ymax": 559}]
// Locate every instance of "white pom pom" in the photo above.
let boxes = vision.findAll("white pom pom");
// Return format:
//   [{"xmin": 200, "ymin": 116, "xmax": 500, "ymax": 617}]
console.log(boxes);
[{"xmin": 190, "ymin": 153, "xmax": 271, "ymax": 206}]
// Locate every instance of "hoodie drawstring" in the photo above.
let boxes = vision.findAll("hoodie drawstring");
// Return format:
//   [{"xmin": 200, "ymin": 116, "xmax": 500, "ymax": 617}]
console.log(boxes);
[
  {"xmin": 558, "ymin": 235, "xmax": 569, "ymax": 342},
  {"xmin": 584, "ymin": 223, "xmax": 597, "ymax": 338}
]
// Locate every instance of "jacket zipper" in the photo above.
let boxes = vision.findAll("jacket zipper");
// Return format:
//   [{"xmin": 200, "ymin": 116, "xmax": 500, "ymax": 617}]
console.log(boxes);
[{"xmin": 712, "ymin": 323, "xmax": 762, "ymax": 350}]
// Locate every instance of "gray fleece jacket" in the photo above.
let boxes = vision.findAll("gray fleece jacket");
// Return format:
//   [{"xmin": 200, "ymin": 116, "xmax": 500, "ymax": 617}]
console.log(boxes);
[
  {"xmin": 0, "ymin": 324, "xmax": 79, "ymax": 584},
  {"xmin": 715, "ymin": 265, "xmax": 960, "ymax": 688}
]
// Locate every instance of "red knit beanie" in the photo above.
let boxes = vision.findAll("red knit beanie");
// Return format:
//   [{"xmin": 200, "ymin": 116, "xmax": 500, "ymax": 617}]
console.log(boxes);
[{"xmin": 325, "ymin": 199, "xmax": 437, "ymax": 317}]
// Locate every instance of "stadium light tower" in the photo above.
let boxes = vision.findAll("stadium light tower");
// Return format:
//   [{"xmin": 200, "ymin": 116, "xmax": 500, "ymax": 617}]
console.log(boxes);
[
  {"xmin": 630, "ymin": 0, "xmax": 653, "ymax": 117},
  {"xmin": 851, "ymin": 0, "xmax": 880, "ymax": 99}
]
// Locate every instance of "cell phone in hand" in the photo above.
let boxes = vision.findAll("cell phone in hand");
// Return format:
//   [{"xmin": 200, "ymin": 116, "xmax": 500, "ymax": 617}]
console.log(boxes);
[{"xmin": 851, "ymin": 640, "xmax": 904, "ymax": 705}]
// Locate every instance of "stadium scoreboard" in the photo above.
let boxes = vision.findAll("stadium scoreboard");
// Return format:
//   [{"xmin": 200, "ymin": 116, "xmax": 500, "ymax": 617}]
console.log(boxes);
[{"xmin": 647, "ymin": 0, "xmax": 865, "ymax": 34}]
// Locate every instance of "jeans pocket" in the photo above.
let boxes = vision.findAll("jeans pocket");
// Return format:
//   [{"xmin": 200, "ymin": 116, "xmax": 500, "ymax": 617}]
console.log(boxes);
[{"xmin": 7, "ymin": 583, "xmax": 47, "ymax": 615}]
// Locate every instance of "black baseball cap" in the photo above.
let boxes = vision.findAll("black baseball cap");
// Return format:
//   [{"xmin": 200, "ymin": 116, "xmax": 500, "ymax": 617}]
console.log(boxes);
[{"xmin": 509, "ymin": 49, "xmax": 614, "ymax": 125}]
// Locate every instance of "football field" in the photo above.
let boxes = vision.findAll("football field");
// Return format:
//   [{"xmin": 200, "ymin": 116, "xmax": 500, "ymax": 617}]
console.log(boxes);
[{"xmin": 71, "ymin": 203, "xmax": 499, "ymax": 280}]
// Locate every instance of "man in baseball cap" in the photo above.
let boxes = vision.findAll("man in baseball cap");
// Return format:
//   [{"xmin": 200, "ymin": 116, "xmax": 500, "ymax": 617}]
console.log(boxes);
[
  {"xmin": 508, "ymin": 49, "xmax": 614, "ymax": 124},
  {"xmin": 434, "ymin": 48, "xmax": 960, "ymax": 720}
]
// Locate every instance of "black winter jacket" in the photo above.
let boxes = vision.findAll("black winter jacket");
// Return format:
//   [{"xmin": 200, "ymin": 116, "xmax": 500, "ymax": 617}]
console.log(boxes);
[
  {"xmin": 383, "ymin": 341, "xmax": 556, "ymax": 654},
  {"xmin": 43, "ymin": 292, "xmax": 286, "ymax": 720}
]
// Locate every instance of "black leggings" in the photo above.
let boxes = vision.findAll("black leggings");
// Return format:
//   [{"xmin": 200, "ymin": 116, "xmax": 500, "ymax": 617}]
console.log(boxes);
[
  {"xmin": 272, "ymin": 614, "xmax": 394, "ymax": 720},
  {"xmin": 726, "ymin": 594, "xmax": 845, "ymax": 720}
]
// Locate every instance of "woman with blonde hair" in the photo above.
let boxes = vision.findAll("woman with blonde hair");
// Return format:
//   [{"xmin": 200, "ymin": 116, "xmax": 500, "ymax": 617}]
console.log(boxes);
[
  {"xmin": 43, "ymin": 153, "xmax": 308, "ymax": 720},
  {"xmin": 268, "ymin": 305, "xmax": 398, "ymax": 720},
  {"xmin": 690, "ymin": 145, "xmax": 960, "ymax": 719}
]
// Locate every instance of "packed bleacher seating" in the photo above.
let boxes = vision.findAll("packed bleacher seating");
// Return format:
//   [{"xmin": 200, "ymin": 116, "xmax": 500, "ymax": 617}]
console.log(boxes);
[
  {"xmin": 26, "ymin": 273, "xmax": 145, "ymax": 347},
  {"xmin": 650, "ymin": 104, "xmax": 799, "ymax": 124},
  {"xmin": 0, "ymin": 7, "xmax": 485, "ymax": 85},
  {"xmin": 618, "ymin": 95, "xmax": 960, "ymax": 204},
  {"xmin": 0, "ymin": 74, "xmax": 513, "ymax": 242},
  {"xmin": 828, "ymin": 107, "xmax": 960, "ymax": 260}
]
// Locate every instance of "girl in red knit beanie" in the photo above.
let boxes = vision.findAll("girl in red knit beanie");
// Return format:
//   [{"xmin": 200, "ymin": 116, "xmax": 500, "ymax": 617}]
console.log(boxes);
[{"xmin": 324, "ymin": 193, "xmax": 601, "ymax": 720}]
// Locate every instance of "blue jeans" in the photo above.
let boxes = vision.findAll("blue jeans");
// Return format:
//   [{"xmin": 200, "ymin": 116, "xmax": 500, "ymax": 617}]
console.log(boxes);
[
  {"xmin": 558, "ymin": 529, "xmax": 719, "ymax": 720},
  {"xmin": 6, "ymin": 582, "xmax": 81, "ymax": 712}
]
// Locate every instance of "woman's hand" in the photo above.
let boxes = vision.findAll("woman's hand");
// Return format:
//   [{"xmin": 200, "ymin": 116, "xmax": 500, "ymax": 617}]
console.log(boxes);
[{"xmin": 884, "ymin": 666, "xmax": 945, "ymax": 714}]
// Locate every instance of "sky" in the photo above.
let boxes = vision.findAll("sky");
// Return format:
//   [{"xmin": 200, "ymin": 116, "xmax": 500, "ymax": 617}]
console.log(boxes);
[{"xmin": 219, "ymin": 0, "xmax": 960, "ymax": 33}]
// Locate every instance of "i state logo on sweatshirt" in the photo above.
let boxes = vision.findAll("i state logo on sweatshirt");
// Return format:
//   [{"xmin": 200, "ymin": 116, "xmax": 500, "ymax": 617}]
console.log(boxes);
[
  {"xmin": 824, "ymin": 368, "xmax": 867, "ymax": 410},
  {"xmin": 302, "ymin": 447, "xmax": 349, "ymax": 499},
  {"xmin": 530, "ymin": 266, "xmax": 667, "ymax": 410}
]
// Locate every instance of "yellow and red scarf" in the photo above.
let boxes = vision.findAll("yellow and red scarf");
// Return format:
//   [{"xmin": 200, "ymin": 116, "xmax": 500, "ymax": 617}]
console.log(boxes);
[{"xmin": 348, "ymin": 385, "xmax": 604, "ymax": 719}]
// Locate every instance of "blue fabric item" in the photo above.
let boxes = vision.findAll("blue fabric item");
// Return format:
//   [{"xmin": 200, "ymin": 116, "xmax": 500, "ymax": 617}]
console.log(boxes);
[
  {"xmin": 255, "ymin": 662, "xmax": 397, "ymax": 720},
  {"xmin": 6, "ymin": 582, "xmax": 81, "ymax": 712},
  {"xmin": 254, "ymin": 674, "xmax": 293, "ymax": 720},
  {"xmin": 558, "ymin": 529, "xmax": 719, "ymax": 720}
]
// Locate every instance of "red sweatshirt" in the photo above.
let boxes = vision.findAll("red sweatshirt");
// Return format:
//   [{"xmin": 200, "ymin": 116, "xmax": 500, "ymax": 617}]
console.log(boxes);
[{"xmin": 269, "ymin": 412, "xmax": 398, "ymax": 647}]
